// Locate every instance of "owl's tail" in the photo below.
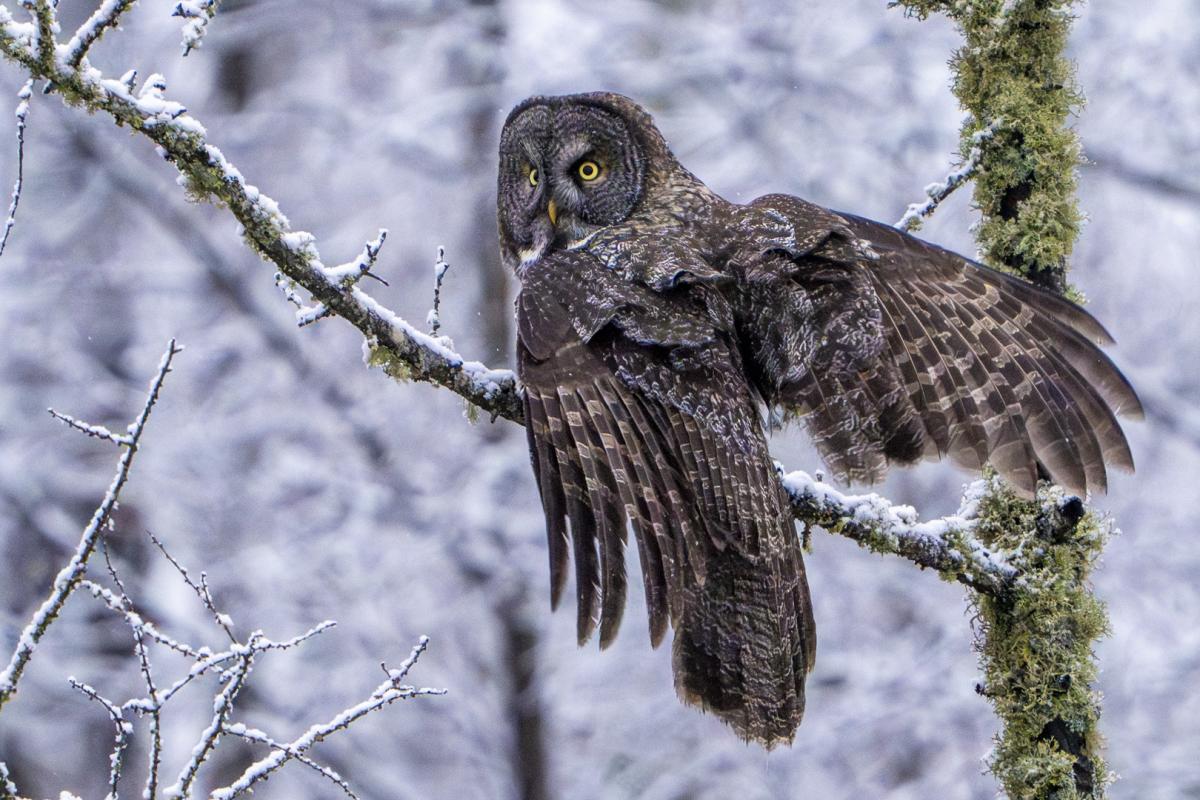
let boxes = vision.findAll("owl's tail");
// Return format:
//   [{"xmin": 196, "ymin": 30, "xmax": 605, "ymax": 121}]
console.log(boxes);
[{"xmin": 671, "ymin": 529, "xmax": 816, "ymax": 748}]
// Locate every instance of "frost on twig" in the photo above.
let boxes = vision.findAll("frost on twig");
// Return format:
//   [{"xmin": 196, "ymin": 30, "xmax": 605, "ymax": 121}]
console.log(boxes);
[
  {"xmin": 427, "ymin": 246, "xmax": 450, "ymax": 335},
  {"xmin": 210, "ymin": 636, "xmax": 446, "ymax": 800},
  {"xmin": 0, "ymin": 78, "xmax": 30, "ymax": 258},
  {"xmin": 172, "ymin": 0, "xmax": 219, "ymax": 56},
  {"xmin": 64, "ymin": 0, "xmax": 139, "ymax": 67},
  {"xmin": 0, "ymin": 340, "xmax": 180, "ymax": 712},
  {"xmin": 67, "ymin": 677, "xmax": 132, "ymax": 799},
  {"xmin": 298, "ymin": 228, "xmax": 389, "ymax": 328},
  {"xmin": 47, "ymin": 407, "xmax": 134, "ymax": 445},
  {"xmin": 146, "ymin": 529, "xmax": 237, "ymax": 641},
  {"xmin": 2, "ymin": 481, "xmax": 441, "ymax": 800},
  {"xmin": 895, "ymin": 119, "xmax": 1001, "ymax": 232}
]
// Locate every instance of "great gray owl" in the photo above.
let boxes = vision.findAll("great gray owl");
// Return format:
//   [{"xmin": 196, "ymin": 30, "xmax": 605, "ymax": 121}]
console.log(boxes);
[{"xmin": 497, "ymin": 92, "xmax": 1140, "ymax": 747}]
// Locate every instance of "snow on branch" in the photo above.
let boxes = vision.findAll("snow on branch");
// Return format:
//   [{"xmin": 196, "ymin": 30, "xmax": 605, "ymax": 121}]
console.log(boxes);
[
  {"xmin": 0, "ymin": 340, "xmax": 444, "ymax": 799},
  {"xmin": 0, "ymin": 339, "xmax": 180, "ymax": 712},
  {"xmin": 780, "ymin": 469, "xmax": 1013, "ymax": 594},
  {"xmin": 0, "ymin": 4, "xmax": 1017, "ymax": 596},
  {"xmin": 64, "ymin": 0, "xmax": 138, "ymax": 67},
  {"xmin": 0, "ymin": 78, "xmax": 30, "ymax": 258},
  {"xmin": 47, "ymin": 407, "xmax": 134, "ymax": 445},
  {"xmin": 172, "ymin": 0, "xmax": 218, "ymax": 56},
  {"xmin": 427, "ymin": 246, "xmax": 451, "ymax": 335},
  {"xmin": 895, "ymin": 119, "xmax": 1001, "ymax": 231},
  {"xmin": 66, "ymin": 677, "xmax": 132, "ymax": 798},
  {"xmin": 0, "ymin": 4, "xmax": 522, "ymax": 422},
  {"xmin": 210, "ymin": 636, "xmax": 446, "ymax": 800}
]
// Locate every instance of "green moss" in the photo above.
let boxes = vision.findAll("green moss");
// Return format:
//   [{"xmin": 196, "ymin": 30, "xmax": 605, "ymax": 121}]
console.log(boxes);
[
  {"xmin": 364, "ymin": 341, "xmax": 413, "ymax": 383},
  {"xmin": 973, "ymin": 477, "xmax": 1111, "ymax": 799},
  {"xmin": 894, "ymin": 0, "xmax": 1085, "ymax": 294},
  {"xmin": 888, "ymin": 3, "xmax": 1112, "ymax": 795}
]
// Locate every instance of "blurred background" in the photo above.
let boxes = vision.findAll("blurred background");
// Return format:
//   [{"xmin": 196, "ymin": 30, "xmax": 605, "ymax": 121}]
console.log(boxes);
[{"xmin": 0, "ymin": 1, "xmax": 1196, "ymax": 798}]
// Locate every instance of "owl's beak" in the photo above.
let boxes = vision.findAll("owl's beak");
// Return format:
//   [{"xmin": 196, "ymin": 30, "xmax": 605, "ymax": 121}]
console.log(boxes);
[{"xmin": 547, "ymin": 199, "xmax": 559, "ymax": 226}]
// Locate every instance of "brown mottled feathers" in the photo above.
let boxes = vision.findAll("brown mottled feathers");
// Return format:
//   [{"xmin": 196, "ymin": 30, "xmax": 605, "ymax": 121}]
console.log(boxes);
[
  {"xmin": 518, "ymin": 250, "xmax": 815, "ymax": 746},
  {"xmin": 503, "ymin": 91, "xmax": 1139, "ymax": 752},
  {"xmin": 738, "ymin": 195, "xmax": 1141, "ymax": 498}
]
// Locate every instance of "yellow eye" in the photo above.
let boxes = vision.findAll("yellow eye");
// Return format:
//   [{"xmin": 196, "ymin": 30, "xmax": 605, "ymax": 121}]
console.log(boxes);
[
  {"xmin": 577, "ymin": 160, "xmax": 601, "ymax": 181},
  {"xmin": 528, "ymin": 167, "xmax": 539, "ymax": 186}
]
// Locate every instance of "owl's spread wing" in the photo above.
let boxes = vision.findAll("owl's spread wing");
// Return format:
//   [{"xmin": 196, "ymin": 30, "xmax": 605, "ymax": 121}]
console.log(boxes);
[
  {"xmin": 517, "ymin": 249, "xmax": 814, "ymax": 744},
  {"xmin": 739, "ymin": 194, "xmax": 1142, "ymax": 496}
]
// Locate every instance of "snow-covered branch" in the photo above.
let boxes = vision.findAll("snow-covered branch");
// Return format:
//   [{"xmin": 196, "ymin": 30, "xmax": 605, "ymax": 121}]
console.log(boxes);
[
  {"xmin": 172, "ymin": 0, "xmax": 218, "ymax": 56},
  {"xmin": 427, "ymin": 246, "xmax": 451, "ymax": 335},
  {"xmin": 0, "ymin": 406, "xmax": 444, "ymax": 800},
  {"xmin": 0, "ymin": 339, "xmax": 179, "ymax": 712},
  {"xmin": 0, "ymin": 77, "xmax": 30, "ymax": 257},
  {"xmin": 64, "ymin": 0, "xmax": 138, "ymax": 67},
  {"xmin": 0, "ymin": 2, "xmax": 1016, "ymax": 595},
  {"xmin": 210, "ymin": 636, "xmax": 446, "ymax": 800},
  {"xmin": 895, "ymin": 119, "xmax": 1001, "ymax": 231},
  {"xmin": 0, "ymin": 4, "xmax": 522, "ymax": 421},
  {"xmin": 67, "ymin": 677, "xmax": 132, "ymax": 799},
  {"xmin": 780, "ymin": 469, "xmax": 1012, "ymax": 594}
]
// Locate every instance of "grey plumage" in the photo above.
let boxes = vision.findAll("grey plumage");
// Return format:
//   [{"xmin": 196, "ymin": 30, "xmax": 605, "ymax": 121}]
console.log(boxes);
[{"xmin": 496, "ymin": 92, "xmax": 1140, "ymax": 747}]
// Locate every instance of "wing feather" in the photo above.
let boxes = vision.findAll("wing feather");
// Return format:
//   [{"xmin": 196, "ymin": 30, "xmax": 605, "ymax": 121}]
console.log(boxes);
[{"xmin": 740, "ymin": 198, "xmax": 1140, "ymax": 496}]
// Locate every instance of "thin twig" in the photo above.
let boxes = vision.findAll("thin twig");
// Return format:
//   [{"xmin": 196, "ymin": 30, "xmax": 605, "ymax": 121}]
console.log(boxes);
[
  {"xmin": 0, "ymin": 78, "xmax": 31, "ymax": 258},
  {"xmin": 0, "ymin": 340, "xmax": 181, "ymax": 711},
  {"xmin": 226, "ymin": 726, "xmax": 360, "ymax": 799},
  {"xmin": 166, "ymin": 641, "xmax": 255, "ymax": 798},
  {"xmin": 64, "ymin": 0, "xmax": 139, "ymax": 68},
  {"xmin": 210, "ymin": 636, "xmax": 446, "ymax": 800},
  {"xmin": 298, "ymin": 228, "xmax": 388, "ymax": 327},
  {"xmin": 82, "ymin": 579, "xmax": 202, "ymax": 658},
  {"xmin": 100, "ymin": 542, "xmax": 165, "ymax": 800},
  {"xmin": 427, "ymin": 246, "xmax": 450, "ymax": 335},
  {"xmin": 145, "ymin": 530, "xmax": 236, "ymax": 641},
  {"xmin": 895, "ymin": 119, "xmax": 1001, "ymax": 231},
  {"xmin": 47, "ymin": 407, "xmax": 133, "ymax": 445},
  {"xmin": 67, "ymin": 677, "xmax": 132, "ymax": 799}
]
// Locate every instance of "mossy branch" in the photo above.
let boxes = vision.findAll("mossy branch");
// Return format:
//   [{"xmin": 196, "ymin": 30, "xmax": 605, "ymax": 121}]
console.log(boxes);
[
  {"xmin": 893, "ymin": 2, "xmax": 1111, "ymax": 797},
  {"xmin": 0, "ymin": 1, "xmax": 1018, "ymax": 596}
]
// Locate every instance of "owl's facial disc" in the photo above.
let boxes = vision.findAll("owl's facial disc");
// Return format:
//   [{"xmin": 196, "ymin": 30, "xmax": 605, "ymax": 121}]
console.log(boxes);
[{"xmin": 498, "ymin": 99, "xmax": 644, "ymax": 269}]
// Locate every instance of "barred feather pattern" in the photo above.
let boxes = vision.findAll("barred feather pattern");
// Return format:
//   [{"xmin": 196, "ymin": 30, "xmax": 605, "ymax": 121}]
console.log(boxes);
[
  {"xmin": 735, "ymin": 196, "xmax": 1142, "ymax": 498},
  {"xmin": 518, "ymin": 250, "xmax": 816, "ymax": 747}
]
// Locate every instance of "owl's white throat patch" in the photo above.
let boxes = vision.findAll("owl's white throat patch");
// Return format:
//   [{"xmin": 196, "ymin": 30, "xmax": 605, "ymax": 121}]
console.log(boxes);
[{"xmin": 518, "ymin": 246, "xmax": 544, "ymax": 267}]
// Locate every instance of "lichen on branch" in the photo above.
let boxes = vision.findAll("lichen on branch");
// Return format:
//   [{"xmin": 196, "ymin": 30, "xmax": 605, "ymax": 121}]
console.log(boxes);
[
  {"xmin": 891, "ymin": 2, "xmax": 1112, "ymax": 797},
  {"xmin": 973, "ymin": 477, "xmax": 1111, "ymax": 800},
  {"xmin": 892, "ymin": 0, "xmax": 1085, "ymax": 297}
]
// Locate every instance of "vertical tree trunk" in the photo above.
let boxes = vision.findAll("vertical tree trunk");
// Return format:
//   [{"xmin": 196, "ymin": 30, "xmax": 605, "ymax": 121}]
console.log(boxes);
[{"xmin": 893, "ymin": 2, "xmax": 1110, "ymax": 797}]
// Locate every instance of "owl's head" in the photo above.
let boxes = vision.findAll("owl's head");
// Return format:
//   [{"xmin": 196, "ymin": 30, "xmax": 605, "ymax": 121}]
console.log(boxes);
[{"xmin": 497, "ymin": 92, "xmax": 675, "ymax": 271}]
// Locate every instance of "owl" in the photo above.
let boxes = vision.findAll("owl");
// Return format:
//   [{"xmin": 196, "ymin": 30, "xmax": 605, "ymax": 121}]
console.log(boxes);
[{"xmin": 497, "ymin": 92, "xmax": 1140, "ymax": 747}]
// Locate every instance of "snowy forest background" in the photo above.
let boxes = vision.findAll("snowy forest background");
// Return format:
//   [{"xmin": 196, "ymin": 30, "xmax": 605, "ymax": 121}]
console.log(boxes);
[{"xmin": 0, "ymin": 0, "xmax": 1197, "ymax": 798}]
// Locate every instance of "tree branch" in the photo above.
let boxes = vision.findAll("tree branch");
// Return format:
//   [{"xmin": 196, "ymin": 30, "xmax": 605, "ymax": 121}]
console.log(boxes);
[
  {"xmin": 0, "ymin": 339, "xmax": 180, "ymax": 711},
  {"xmin": 895, "ymin": 119, "xmax": 1000, "ymax": 231}
]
